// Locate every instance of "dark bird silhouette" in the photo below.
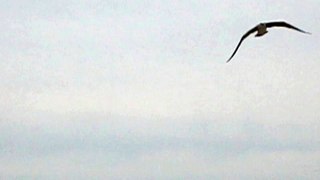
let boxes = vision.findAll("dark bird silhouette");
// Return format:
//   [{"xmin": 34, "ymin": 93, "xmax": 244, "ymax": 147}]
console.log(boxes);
[{"xmin": 226, "ymin": 21, "xmax": 311, "ymax": 63}]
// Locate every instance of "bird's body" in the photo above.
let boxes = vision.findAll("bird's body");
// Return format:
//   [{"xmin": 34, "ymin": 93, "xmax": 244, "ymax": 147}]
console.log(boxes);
[
  {"xmin": 226, "ymin": 21, "xmax": 310, "ymax": 63},
  {"xmin": 255, "ymin": 23, "xmax": 268, "ymax": 37}
]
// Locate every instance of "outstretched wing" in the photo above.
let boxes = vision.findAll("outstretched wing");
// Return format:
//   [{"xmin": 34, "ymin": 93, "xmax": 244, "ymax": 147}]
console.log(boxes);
[
  {"xmin": 226, "ymin": 26, "xmax": 258, "ymax": 63},
  {"xmin": 265, "ymin": 21, "xmax": 311, "ymax": 34}
]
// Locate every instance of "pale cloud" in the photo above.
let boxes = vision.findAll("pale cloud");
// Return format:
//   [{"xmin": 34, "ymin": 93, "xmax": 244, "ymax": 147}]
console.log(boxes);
[{"xmin": 0, "ymin": 0, "xmax": 320, "ymax": 179}]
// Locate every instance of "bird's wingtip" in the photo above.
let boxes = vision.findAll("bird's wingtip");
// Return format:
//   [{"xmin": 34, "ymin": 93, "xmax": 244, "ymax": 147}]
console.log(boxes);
[
  {"xmin": 302, "ymin": 30, "xmax": 312, "ymax": 35},
  {"xmin": 226, "ymin": 56, "xmax": 233, "ymax": 63}
]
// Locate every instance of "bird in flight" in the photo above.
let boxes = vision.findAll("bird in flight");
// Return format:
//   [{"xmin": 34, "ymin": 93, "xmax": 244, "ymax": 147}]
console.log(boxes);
[{"xmin": 226, "ymin": 21, "xmax": 311, "ymax": 63}]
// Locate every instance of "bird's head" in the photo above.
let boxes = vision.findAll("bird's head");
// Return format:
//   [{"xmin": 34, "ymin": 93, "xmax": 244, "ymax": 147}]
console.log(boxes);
[{"xmin": 259, "ymin": 23, "xmax": 266, "ymax": 26}]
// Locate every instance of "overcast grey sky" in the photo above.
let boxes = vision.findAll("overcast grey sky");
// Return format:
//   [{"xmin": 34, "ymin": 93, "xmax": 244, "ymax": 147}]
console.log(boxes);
[{"xmin": 1, "ymin": 0, "xmax": 320, "ymax": 179}]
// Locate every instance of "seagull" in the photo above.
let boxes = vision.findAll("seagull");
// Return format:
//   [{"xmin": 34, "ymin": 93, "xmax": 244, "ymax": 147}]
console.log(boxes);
[{"xmin": 226, "ymin": 21, "xmax": 311, "ymax": 63}]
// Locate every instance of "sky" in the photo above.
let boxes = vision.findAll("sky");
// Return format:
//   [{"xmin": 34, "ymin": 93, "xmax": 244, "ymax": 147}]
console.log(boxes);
[{"xmin": 0, "ymin": 0, "xmax": 320, "ymax": 179}]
